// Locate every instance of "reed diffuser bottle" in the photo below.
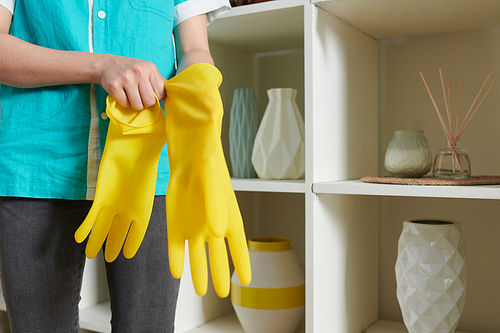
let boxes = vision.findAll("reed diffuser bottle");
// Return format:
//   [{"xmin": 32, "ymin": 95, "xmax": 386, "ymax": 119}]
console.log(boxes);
[{"xmin": 433, "ymin": 140, "xmax": 471, "ymax": 179}]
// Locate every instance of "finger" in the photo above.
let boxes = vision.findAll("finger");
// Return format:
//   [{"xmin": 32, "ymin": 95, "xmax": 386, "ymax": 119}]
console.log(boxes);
[
  {"xmin": 123, "ymin": 218, "xmax": 148, "ymax": 259},
  {"xmin": 189, "ymin": 238, "xmax": 208, "ymax": 296},
  {"xmin": 227, "ymin": 201, "xmax": 252, "ymax": 286},
  {"xmin": 110, "ymin": 88, "xmax": 131, "ymax": 108},
  {"xmin": 208, "ymin": 235, "xmax": 230, "ymax": 298},
  {"xmin": 104, "ymin": 215, "xmax": 132, "ymax": 262},
  {"xmin": 124, "ymin": 88, "xmax": 144, "ymax": 111},
  {"xmin": 167, "ymin": 229, "xmax": 186, "ymax": 280},
  {"xmin": 151, "ymin": 73, "xmax": 167, "ymax": 102},
  {"xmin": 138, "ymin": 80, "xmax": 157, "ymax": 108},
  {"xmin": 74, "ymin": 206, "xmax": 99, "ymax": 243},
  {"xmin": 86, "ymin": 208, "xmax": 115, "ymax": 259},
  {"xmin": 204, "ymin": 162, "xmax": 229, "ymax": 238}
]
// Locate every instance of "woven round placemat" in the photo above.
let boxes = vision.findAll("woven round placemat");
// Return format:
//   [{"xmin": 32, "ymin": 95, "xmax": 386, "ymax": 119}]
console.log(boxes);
[{"xmin": 360, "ymin": 175, "xmax": 500, "ymax": 186}]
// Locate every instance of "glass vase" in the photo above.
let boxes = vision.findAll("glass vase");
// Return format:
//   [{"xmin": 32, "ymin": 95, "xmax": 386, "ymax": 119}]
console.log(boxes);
[
  {"xmin": 432, "ymin": 140, "xmax": 471, "ymax": 179},
  {"xmin": 384, "ymin": 130, "xmax": 432, "ymax": 178}
]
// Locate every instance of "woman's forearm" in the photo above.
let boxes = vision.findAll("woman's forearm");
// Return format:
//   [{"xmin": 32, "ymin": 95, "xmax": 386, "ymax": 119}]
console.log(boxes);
[
  {"xmin": 0, "ymin": 32, "xmax": 104, "ymax": 88},
  {"xmin": 174, "ymin": 14, "xmax": 214, "ymax": 74},
  {"xmin": 0, "ymin": 32, "xmax": 167, "ymax": 110}
]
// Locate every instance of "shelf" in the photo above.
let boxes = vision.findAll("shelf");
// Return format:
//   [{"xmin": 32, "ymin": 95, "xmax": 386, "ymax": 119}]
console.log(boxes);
[
  {"xmin": 231, "ymin": 178, "xmax": 306, "ymax": 193},
  {"xmin": 313, "ymin": 179, "xmax": 500, "ymax": 200},
  {"xmin": 208, "ymin": 0, "xmax": 304, "ymax": 53},
  {"xmin": 364, "ymin": 319, "xmax": 470, "ymax": 333},
  {"xmin": 315, "ymin": 0, "xmax": 500, "ymax": 39},
  {"xmin": 182, "ymin": 311, "xmax": 243, "ymax": 333},
  {"xmin": 183, "ymin": 311, "xmax": 305, "ymax": 333}
]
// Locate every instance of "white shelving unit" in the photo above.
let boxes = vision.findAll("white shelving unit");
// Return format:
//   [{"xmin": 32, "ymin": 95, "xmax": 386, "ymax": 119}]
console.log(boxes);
[{"xmin": 208, "ymin": 1, "xmax": 500, "ymax": 333}]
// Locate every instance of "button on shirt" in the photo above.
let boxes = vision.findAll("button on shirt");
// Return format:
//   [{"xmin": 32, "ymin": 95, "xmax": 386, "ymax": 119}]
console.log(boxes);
[{"xmin": 0, "ymin": 0, "xmax": 231, "ymax": 200}]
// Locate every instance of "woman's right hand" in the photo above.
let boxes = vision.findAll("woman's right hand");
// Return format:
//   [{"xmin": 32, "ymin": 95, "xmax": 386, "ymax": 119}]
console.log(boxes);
[{"xmin": 97, "ymin": 55, "xmax": 167, "ymax": 111}]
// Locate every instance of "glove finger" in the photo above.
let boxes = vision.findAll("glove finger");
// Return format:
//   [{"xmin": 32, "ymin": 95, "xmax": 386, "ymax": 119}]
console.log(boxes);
[
  {"xmin": 104, "ymin": 215, "xmax": 132, "ymax": 263},
  {"xmin": 86, "ymin": 208, "xmax": 115, "ymax": 259},
  {"xmin": 75, "ymin": 206, "xmax": 99, "ymax": 243},
  {"xmin": 204, "ymin": 161, "xmax": 229, "ymax": 238},
  {"xmin": 167, "ymin": 224, "xmax": 185, "ymax": 280},
  {"xmin": 227, "ymin": 200, "xmax": 252, "ymax": 286},
  {"xmin": 208, "ymin": 235, "xmax": 230, "ymax": 298},
  {"xmin": 123, "ymin": 218, "xmax": 149, "ymax": 259},
  {"xmin": 188, "ymin": 238, "xmax": 208, "ymax": 296}
]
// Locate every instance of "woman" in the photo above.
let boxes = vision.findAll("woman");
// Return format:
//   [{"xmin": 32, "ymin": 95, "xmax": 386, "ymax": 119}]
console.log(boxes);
[{"xmin": 0, "ymin": 1, "xmax": 230, "ymax": 331}]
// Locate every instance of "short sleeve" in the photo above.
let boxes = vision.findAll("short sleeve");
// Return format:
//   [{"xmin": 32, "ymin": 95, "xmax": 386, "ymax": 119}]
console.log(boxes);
[
  {"xmin": 0, "ymin": 0, "xmax": 15, "ymax": 14},
  {"xmin": 174, "ymin": 0, "xmax": 231, "ymax": 26}
]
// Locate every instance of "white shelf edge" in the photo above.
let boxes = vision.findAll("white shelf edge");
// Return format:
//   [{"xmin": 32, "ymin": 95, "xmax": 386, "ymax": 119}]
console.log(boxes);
[
  {"xmin": 313, "ymin": 179, "xmax": 500, "ymax": 200},
  {"xmin": 364, "ymin": 319, "xmax": 470, "ymax": 333},
  {"xmin": 231, "ymin": 178, "xmax": 306, "ymax": 193}
]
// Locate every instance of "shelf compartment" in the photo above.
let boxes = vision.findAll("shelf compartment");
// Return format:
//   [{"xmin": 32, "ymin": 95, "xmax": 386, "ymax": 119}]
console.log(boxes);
[
  {"xmin": 232, "ymin": 178, "xmax": 306, "ymax": 193},
  {"xmin": 364, "ymin": 319, "xmax": 470, "ymax": 333},
  {"xmin": 313, "ymin": 179, "xmax": 500, "ymax": 200},
  {"xmin": 315, "ymin": 0, "xmax": 500, "ymax": 39},
  {"xmin": 79, "ymin": 301, "xmax": 111, "ymax": 333},
  {"xmin": 208, "ymin": 0, "xmax": 304, "ymax": 53}
]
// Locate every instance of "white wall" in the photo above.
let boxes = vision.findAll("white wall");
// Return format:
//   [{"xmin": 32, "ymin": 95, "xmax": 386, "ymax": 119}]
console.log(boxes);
[{"xmin": 378, "ymin": 26, "xmax": 500, "ymax": 333}]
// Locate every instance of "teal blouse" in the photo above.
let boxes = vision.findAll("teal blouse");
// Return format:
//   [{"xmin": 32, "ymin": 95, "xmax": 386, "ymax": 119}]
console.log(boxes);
[{"xmin": 0, "ymin": 0, "xmax": 211, "ymax": 200}]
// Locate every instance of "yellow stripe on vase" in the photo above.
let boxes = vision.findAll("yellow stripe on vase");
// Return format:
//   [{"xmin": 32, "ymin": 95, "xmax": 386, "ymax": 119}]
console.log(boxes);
[{"xmin": 231, "ymin": 283, "xmax": 305, "ymax": 310}]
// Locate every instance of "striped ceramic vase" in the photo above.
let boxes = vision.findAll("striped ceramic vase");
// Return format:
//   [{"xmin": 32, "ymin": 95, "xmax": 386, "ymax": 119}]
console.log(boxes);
[{"xmin": 231, "ymin": 237, "xmax": 305, "ymax": 333}]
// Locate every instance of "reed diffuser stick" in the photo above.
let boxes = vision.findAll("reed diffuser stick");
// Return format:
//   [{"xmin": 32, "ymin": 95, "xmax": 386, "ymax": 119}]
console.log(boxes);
[{"xmin": 420, "ymin": 69, "xmax": 498, "ymax": 176}]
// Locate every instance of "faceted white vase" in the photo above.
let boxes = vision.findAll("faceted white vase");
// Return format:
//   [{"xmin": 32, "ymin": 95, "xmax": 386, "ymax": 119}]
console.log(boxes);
[
  {"xmin": 395, "ymin": 220, "xmax": 468, "ymax": 333},
  {"xmin": 251, "ymin": 88, "xmax": 305, "ymax": 179},
  {"xmin": 229, "ymin": 88, "xmax": 259, "ymax": 178},
  {"xmin": 231, "ymin": 237, "xmax": 305, "ymax": 333}
]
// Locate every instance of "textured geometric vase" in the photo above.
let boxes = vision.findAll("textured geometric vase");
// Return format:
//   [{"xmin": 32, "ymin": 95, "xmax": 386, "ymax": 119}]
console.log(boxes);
[
  {"xmin": 229, "ymin": 88, "xmax": 259, "ymax": 178},
  {"xmin": 251, "ymin": 88, "xmax": 305, "ymax": 179},
  {"xmin": 395, "ymin": 220, "xmax": 468, "ymax": 333},
  {"xmin": 231, "ymin": 237, "xmax": 305, "ymax": 333}
]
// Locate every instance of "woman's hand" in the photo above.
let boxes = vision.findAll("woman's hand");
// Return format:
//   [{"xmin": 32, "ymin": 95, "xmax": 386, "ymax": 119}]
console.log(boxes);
[{"xmin": 98, "ymin": 55, "xmax": 167, "ymax": 111}]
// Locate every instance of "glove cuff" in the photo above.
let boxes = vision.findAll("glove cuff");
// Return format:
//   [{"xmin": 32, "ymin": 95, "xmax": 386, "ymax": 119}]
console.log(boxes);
[{"xmin": 106, "ymin": 95, "xmax": 165, "ymax": 135}]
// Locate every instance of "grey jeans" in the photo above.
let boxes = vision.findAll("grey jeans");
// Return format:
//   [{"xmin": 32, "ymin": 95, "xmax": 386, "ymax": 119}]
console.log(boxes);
[{"xmin": 0, "ymin": 196, "xmax": 180, "ymax": 333}]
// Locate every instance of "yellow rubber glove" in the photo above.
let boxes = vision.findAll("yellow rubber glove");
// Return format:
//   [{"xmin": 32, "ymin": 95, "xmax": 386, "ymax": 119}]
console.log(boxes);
[
  {"xmin": 164, "ymin": 63, "xmax": 251, "ymax": 297},
  {"xmin": 75, "ymin": 95, "xmax": 166, "ymax": 262}
]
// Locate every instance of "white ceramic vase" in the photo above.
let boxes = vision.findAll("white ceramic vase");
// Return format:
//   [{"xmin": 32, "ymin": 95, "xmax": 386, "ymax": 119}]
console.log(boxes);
[
  {"xmin": 251, "ymin": 88, "xmax": 305, "ymax": 179},
  {"xmin": 231, "ymin": 237, "xmax": 305, "ymax": 333},
  {"xmin": 395, "ymin": 220, "xmax": 468, "ymax": 333},
  {"xmin": 229, "ymin": 88, "xmax": 259, "ymax": 178}
]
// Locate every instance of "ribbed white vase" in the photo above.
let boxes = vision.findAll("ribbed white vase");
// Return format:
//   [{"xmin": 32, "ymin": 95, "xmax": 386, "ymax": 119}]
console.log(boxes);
[
  {"xmin": 251, "ymin": 88, "xmax": 305, "ymax": 179},
  {"xmin": 395, "ymin": 220, "xmax": 468, "ymax": 333},
  {"xmin": 231, "ymin": 237, "xmax": 305, "ymax": 333}
]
